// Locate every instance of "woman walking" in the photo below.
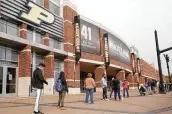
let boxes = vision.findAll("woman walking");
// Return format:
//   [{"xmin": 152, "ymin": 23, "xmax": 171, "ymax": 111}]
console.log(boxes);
[
  {"xmin": 84, "ymin": 73, "xmax": 96, "ymax": 104},
  {"xmin": 56, "ymin": 71, "xmax": 68, "ymax": 110}
]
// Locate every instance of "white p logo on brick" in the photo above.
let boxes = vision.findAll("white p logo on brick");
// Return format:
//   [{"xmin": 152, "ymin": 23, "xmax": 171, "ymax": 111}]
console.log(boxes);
[{"xmin": 21, "ymin": 1, "xmax": 55, "ymax": 25}]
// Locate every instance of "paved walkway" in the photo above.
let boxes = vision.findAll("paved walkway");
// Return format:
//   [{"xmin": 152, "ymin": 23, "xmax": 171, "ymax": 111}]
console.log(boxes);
[{"xmin": 0, "ymin": 90, "xmax": 172, "ymax": 114}]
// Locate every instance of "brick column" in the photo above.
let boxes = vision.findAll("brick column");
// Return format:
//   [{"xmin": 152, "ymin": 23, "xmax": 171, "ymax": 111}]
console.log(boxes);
[
  {"xmin": 126, "ymin": 74, "xmax": 134, "ymax": 89},
  {"xmin": 44, "ymin": 52, "xmax": 54, "ymax": 95},
  {"xmin": 44, "ymin": 33, "xmax": 49, "ymax": 46},
  {"xmin": 117, "ymin": 70, "xmax": 125, "ymax": 81},
  {"xmin": 43, "ymin": 1, "xmax": 50, "ymax": 46},
  {"xmin": 44, "ymin": 0, "xmax": 49, "ymax": 9},
  {"xmin": 95, "ymin": 66, "xmax": 106, "ymax": 89},
  {"xmin": 63, "ymin": 4, "xmax": 80, "ymax": 94},
  {"xmin": 18, "ymin": 23, "xmax": 32, "ymax": 97}
]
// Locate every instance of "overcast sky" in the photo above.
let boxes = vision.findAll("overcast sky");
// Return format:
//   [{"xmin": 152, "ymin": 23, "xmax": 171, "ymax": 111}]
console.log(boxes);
[{"xmin": 69, "ymin": 0, "xmax": 172, "ymax": 75}]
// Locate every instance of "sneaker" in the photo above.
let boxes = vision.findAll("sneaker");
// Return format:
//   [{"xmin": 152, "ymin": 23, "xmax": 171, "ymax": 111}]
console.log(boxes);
[
  {"xmin": 105, "ymin": 99, "xmax": 109, "ymax": 101},
  {"xmin": 60, "ymin": 107, "xmax": 67, "ymax": 110},
  {"xmin": 33, "ymin": 111, "xmax": 44, "ymax": 114},
  {"xmin": 57, "ymin": 106, "xmax": 60, "ymax": 109}
]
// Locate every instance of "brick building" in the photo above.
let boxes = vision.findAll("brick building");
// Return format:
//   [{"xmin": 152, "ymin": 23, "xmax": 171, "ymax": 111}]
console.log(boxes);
[{"xmin": 0, "ymin": 0, "xmax": 159, "ymax": 97}]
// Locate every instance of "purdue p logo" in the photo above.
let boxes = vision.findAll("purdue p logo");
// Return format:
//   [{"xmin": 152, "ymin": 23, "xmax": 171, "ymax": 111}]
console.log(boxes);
[{"xmin": 21, "ymin": 1, "xmax": 55, "ymax": 25}]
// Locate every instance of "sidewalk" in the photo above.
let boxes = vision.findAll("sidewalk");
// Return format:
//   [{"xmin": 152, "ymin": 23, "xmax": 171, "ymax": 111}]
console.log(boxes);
[{"xmin": 0, "ymin": 90, "xmax": 172, "ymax": 114}]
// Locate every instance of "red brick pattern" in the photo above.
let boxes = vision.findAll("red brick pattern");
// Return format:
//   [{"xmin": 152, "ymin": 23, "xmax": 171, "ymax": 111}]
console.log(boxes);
[
  {"xmin": 19, "ymin": 45, "xmax": 31, "ymax": 77},
  {"xmin": 44, "ymin": 33, "xmax": 49, "ymax": 46},
  {"xmin": 44, "ymin": 52, "xmax": 54, "ymax": 79},
  {"xmin": 95, "ymin": 67, "xmax": 105, "ymax": 87},
  {"xmin": 20, "ymin": 24, "xmax": 27, "ymax": 39},
  {"xmin": 81, "ymin": 52, "xmax": 102, "ymax": 62},
  {"xmin": 44, "ymin": 0, "xmax": 49, "ymax": 9}
]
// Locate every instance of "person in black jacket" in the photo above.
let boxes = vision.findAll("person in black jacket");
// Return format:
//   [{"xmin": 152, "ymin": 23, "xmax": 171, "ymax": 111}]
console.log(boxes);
[
  {"xmin": 57, "ymin": 71, "xmax": 68, "ymax": 110},
  {"xmin": 112, "ymin": 76, "xmax": 121, "ymax": 101},
  {"xmin": 32, "ymin": 63, "xmax": 48, "ymax": 114}
]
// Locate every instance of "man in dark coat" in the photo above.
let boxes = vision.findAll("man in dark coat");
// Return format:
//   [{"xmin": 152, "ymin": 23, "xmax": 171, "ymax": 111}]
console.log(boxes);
[{"xmin": 32, "ymin": 63, "xmax": 48, "ymax": 114}]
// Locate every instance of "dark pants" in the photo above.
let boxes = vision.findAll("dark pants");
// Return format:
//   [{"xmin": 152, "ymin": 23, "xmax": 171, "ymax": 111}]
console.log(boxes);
[
  {"xmin": 110, "ymin": 89, "xmax": 114, "ymax": 98},
  {"xmin": 58, "ymin": 91, "xmax": 66, "ymax": 107},
  {"xmin": 103, "ymin": 87, "xmax": 108, "ymax": 99},
  {"xmin": 114, "ymin": 89, "xmax": 121, "ymax": 100},
  {"xmin": 123, "ymin": 88, "xmax": 129, "ymax": 97},
  {"xmin": 85, "ymin": 88, "xmax": 94, "ymax": 103}
]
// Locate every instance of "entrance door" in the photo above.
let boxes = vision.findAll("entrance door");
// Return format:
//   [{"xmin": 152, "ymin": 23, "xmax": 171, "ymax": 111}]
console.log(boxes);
[
  {"xmin": 0, "ymin": 67, "xmax": 3, "ymax": 95},
  {"xmin": 0, "ymin": 67, "xmax": 17, "ymax": 97}
]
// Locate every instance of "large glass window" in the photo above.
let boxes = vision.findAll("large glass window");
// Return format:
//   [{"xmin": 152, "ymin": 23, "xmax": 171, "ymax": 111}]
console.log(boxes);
[
  {"xmin": 49, "ymin": 37, "xmax": 61, "ymax": 49},
  {"xmin": 0, "ymin": 19, "xmax": 6, "ymax": 33},
  {"xmin": 0, "ymin": 19, "xmax": 19, "ymax": 37},
  {"xmin": 7, "ymin": 23, "xmax": 18, "ymax": 36},
  {"xmin": 49, "ymin": 0, "xmax": 60, "ymax": 16},
  {"xmin": 0, "ymin": 47, "xmax": 5, "ymax": 60},
  {"xmin": 54, "ymin": 59, "xmax": 61, "ymax": 80},
  {"xmin": 35, "ymin": 32, "xmax": 44, "ymax": 44},
  {"xmin": 36, "ymin": 55, "xmax": 44, "ymax": 65},
  {"xmin": 36, "ymin": 0, "xmax": 44, "ymax": 6},
  {"xmin": 27, "ymin": 29, "xmax": 33, "ymax": 42},
  {"xmin": 0, "ymin": 46, "xmax": 18, "ymax": 62}
]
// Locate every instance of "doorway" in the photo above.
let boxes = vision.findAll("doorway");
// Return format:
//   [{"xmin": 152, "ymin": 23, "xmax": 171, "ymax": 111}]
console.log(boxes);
[{"xmin": 0, "ymin": 66, "xmax": 17, "ymax": 97}]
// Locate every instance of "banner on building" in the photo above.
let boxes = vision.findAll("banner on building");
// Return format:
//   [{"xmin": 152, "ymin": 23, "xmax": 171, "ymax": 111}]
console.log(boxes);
[
  {"xmin": 80, "ymin": 19, "xmax": 100, "ymax": 55},
  {"xmin": 131, "ymin": 53, "xmax": 136, "ymax": 75},
  {"xmin": 108, "ymin": 33, "xmax": 130, "ymax": 65},
  {"xmin": 104, "ymin": 33, "xmax": 110, "ymax": 68},
  {"xmin": 137, "ymin": 58, "xmax": 142, "ymax": 76},
  {"xmin": 74, "ymin": 15, "xmax": 81, "ymax": 63}
]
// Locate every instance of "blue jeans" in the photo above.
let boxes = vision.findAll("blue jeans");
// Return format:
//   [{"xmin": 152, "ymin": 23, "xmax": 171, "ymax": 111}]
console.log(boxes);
[
  {"xmin": 123, "ymin": 88, "xmax": 129, "ymax": 97},
  {"xmin": 114, "ymin": 89, "xmax": 121, "ymax": 100},
  {"xmin": 85, "ymin": 88, "xmax": 94, "ymax": 103}
]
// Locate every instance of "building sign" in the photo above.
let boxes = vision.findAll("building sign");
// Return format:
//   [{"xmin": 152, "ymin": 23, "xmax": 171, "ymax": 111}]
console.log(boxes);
[
  {"xmin": 0, "ymin": 0, "xmax": 63, "ymax": 39},
  {"xmin": 108, "ymin": 33, "xmax": 130, "ymax": 65},
  {"xmin": 80, "ymin": 19, "xmax": 100, "ymax": 55},
  {"xmin": 104, "ymin": 33, "xmax": 110, "ymax": 68},
  {"xmin": 20, "ymin": 1, "xmax": 55, "ymax": 25},
  {"xmin": 74, "ymin": 15, "xmax": 81, "ymax": 63}
]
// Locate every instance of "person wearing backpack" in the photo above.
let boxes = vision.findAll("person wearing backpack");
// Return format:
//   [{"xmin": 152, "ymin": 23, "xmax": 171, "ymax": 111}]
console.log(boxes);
[
  {"xmin": 84, "ymin": 73, "xmax": 96, "ymax": 104},
  {"xmin": 32, "ymin": 63, "xmax": 48, "ymax": 114},
  {"xmin": 56, "ymin": 71, "xmax": 68, "ymax": 110}
]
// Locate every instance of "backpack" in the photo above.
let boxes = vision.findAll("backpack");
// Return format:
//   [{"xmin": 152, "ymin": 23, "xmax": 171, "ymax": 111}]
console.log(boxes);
[{"xmin": 55, "ymin": 79, "xmax": 63, "ymax": 92}]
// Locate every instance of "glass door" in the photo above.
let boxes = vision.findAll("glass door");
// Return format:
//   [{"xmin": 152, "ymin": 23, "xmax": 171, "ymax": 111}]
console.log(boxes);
[
  {"xmin": 0, "ymin": 67, "xmax": 3, "ymax": 95},
  {"xmin": 6, "ymin": 67, "xmax": 17, "ymax": 95}
]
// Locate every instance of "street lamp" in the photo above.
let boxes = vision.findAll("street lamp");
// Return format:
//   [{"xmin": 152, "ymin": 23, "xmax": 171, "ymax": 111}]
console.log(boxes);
[{"xmin": 163, "ymin": 54, "xmax": 171, "ymax": 91}]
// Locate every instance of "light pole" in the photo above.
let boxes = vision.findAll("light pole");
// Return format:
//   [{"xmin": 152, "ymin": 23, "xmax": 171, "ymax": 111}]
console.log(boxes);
[{"xmin": 163, "ymin": 54, "xmax": 171, "ymax": 91}]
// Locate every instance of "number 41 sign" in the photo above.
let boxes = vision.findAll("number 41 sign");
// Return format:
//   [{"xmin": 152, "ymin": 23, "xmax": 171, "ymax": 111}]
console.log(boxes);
[{"xmin": 81, "ymin": 25, "xmax": 92, "ymax": 41}]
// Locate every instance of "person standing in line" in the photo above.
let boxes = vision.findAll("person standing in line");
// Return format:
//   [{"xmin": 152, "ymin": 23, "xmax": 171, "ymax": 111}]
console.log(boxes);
[
  {"xmin": 110, "ymin": 76, "xmax": 115, "ymax": 99},
  {"xmin": 112, "ymin": 76, "xmax": 121, "ymax": 101},
  {"xmin": 56, "ymin": 71, "xmax": 68, "ymax": 110},
  {"xmin": 32, "ymin": 63, "xmax": 48, "ymax": 114},
  {"xmin": 123, "ymin": 79, "xmax": 129, "ymax": 98},
  {"xmin": 84, "ymin": 73, "xmax": 96, "ymax": 104},
  {"xmin": 127, "ymin": 81, "xmax": 130, "ymax": 90},
  {"xmin": 101, "ymin": 74, "xmax": 109, "ymax": 101},
  {"xmin": 147, "ymin": 79, "xmax": 152, "ymax": 94},
  {"xmin": 120, "ymin": 79, "xmax": 123, "ymax": 100}
]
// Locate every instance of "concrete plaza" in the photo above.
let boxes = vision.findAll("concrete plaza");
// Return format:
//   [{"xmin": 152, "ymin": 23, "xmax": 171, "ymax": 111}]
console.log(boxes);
[{"xmin": 0, "ymin": 90, "xmax": 172, "ymax": 114}]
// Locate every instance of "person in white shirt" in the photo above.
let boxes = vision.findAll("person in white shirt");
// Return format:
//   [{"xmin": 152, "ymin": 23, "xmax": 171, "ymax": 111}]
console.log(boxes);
[{"xmin": 101, "ymin": 74, "xmax": 109, "ymax": 100}]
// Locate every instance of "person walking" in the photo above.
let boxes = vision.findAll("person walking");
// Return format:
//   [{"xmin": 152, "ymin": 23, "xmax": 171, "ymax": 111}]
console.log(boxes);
[
  {"xmin": 56, "ymin": 71, "xmax": 68, "ymax": 110},
  {"xmin": 84, "ymin": 73, "xmax": 96, "ymax": 104},
  {"xmin": 112, "ymin": 76, "xmax": 121, "ymax": 101},
  {"xmin": 101, "ymin": 74, "xmax": 109, "ymax": 100},
  {"xmin": 123, "ymin": 79, "xmax": 129, "ymax": 98},
  {"xmin": 110, "ymin": 76, "xmax": 115, "ymax": 99},
  {"xmin": 32, "ymin": 63, "xmax": 48, "ymax": 114}
]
